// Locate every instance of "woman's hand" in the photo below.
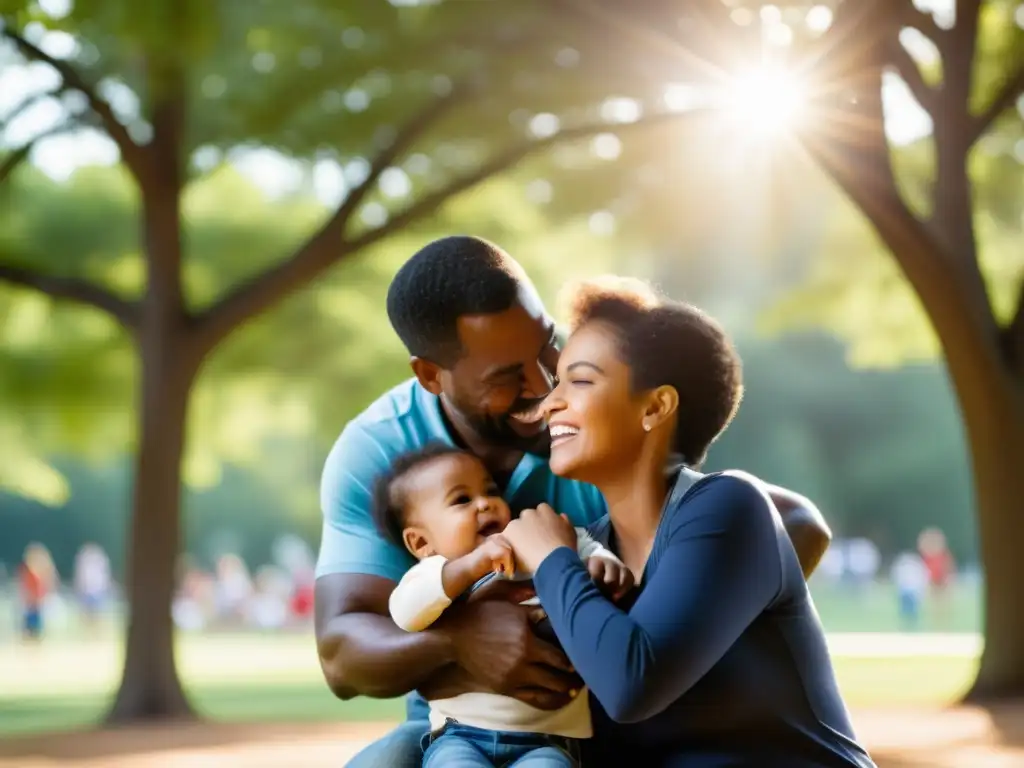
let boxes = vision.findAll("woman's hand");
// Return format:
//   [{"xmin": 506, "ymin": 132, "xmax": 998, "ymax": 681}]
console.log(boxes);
[{"xmin": 503, "ymin": 504, "xmax": 578, "ymax": 574}]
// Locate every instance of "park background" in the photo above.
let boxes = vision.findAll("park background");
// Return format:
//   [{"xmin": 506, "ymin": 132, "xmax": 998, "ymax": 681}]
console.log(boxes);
[{"xmin": 1, "ymin": 0, "xmax": 1023, "ymax": 765}]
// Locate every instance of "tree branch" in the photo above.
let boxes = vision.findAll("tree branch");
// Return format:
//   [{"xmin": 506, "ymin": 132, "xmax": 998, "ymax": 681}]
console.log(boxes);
[
  {"xmin": 556, "ymin": 0, "xmax": 736, "ymax": 84},
  {"xmin": 0, "ymin": 145, "xmax": 32, "ymax": 186},
  {"xmin": 343, "ymin": 111, "xmax": 695, "ymax": 255},
  {"xmin": 969, "ymin": 61, "xmax": 1024, "ymax": 146},
  {"xmin": 190, "ymin": 107, "xmax": 706, "ymax": 352},
  {"xmin": 0, "ymin": 122, "xmax": 79, "ymax": 185},
  {"xmin": 0, "ymin": 263, "xmax": 138, "ymax": 328},
  {"xmin": 899, "ymin": 1, "xmax": 949, "ymax": 53},
  {"xmin": 1, "ymin": 86, "xmax": 66, "ymax": 130},
  {"xmin": 1, "ymin": 26, "xmax": 149, "ymax": 179},
  {"xmin": 188, "ymin": 84, "xmax": 478, "ymax": 350},
  {"xmin": 1002, "ymin": 274, "xmax": 1024, "ymax": 371},
  {"xmin": 888, "ymin": 39, "xmax": 937, "ymax": 115}
]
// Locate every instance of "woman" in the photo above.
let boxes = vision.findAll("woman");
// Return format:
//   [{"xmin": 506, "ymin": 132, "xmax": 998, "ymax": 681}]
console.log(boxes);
[{"xmin": 502, "ymin": 279, "xmax": 875, "ymax": 767}]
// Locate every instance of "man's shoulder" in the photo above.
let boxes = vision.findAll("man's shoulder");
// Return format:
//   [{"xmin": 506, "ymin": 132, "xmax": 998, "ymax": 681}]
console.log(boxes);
[
  {"xmin": 349, "ymin": 377, "xmax": 422, "ymax": 430},
  {"xmin": 321, "ymin": 378, "xmax": 448, "ymax": 502},
  {"xmin": 331, "ymin": 378, "xmax": 442, "ymax": 456}
]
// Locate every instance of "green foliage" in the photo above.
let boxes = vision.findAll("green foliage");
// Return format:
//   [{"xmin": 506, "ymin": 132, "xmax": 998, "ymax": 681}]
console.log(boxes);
[
  {"xmin": 0, "ymin": 329, "xmax": 980, "ymax": 578},
  {"xmin": 0, "ymin": 161, "xmax": 621, "ymax": 500},
  {"xmin": 0, "ymin": 0, "xmax": 1018, "ymax": 544}
]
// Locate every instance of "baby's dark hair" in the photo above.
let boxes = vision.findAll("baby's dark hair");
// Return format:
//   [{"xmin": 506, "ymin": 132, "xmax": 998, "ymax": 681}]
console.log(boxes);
[{"xmin": 372, "ymin": 443, "xmax": 471, "ymax": 548}]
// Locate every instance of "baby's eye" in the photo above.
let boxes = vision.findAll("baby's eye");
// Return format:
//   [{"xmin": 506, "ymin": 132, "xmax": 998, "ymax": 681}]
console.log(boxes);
[
  {"xmin": 452, "ymin": 494, "xmax": 472, "ymax": 506},
  {"xmin": 485, "ymin": 484, "xmax": 501, "ymax": 497}
]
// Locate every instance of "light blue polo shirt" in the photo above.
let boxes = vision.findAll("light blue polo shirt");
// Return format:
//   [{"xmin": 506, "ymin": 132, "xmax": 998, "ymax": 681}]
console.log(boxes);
[{"xmin": 316, "ymin": 378, "xmax": 608, "ymax": 582}]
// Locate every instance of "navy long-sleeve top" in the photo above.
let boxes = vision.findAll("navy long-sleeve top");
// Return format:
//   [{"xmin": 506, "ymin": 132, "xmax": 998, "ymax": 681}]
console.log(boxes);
[{"xmin": 532, "ymin": 469, "xmax": 876, "ymax": 768}]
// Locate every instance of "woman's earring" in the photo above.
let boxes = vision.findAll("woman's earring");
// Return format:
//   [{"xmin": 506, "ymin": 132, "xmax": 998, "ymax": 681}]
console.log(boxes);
[{"xmin": 643, "ymin": 422, "xmax": 651, "ymax": 432}]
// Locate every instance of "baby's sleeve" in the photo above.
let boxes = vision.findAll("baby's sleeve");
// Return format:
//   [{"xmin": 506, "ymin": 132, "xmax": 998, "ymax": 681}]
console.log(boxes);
[
  {"xmin": 575, "ymin": 527, "xmax": 624, "ymax": 565},
  {"xmin": 388, "ymin": 555, "xmax": 452, "ymax": 632}
]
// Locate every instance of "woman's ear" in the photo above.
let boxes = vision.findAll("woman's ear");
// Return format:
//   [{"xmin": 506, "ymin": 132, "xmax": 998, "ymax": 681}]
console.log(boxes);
[
  {"xmin": 644, "ymin": 385, "xmax": 679, "ymax": 430},
  {"xmin": 402, "ymin": 527, "xmax": 435, "ymax": 560}
]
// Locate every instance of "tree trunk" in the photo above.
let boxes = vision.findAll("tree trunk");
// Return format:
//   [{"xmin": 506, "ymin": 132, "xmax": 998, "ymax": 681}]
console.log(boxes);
[
  {"xmin": 959, "ymin": 363, "xmax": 1024, "ymax": 701},
  {"xmin": 106, "ymin": 81, "xmax": 195, "ymax": 720},
  {"xmin": 106, "ymin": 333, "xmax": 199, "ymax": 722}
]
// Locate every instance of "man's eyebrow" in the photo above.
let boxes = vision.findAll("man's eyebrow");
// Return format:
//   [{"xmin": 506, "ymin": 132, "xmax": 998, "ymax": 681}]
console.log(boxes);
[
  {"xmin": 483, "ymin": 362, "xmax": 523, "ymax": 380},
  {"xmin": 566, "ymin": 361, "xmax": 605, "ymax": 375},
  {"xmin": 483, "ymin": 325, "xmax": 558, "ymax": 380}
]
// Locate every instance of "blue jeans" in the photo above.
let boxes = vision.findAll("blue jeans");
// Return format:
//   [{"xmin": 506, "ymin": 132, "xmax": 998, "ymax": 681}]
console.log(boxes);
[
  {"xmin": 423, "ymin": 720, "xmax": 580, "ymax": 767},
  {"xmin": 345, "ymin": 693, "xmax": 431, "ymax": 768},
  {"xmin": 344, "ymin": 694, "xmax": 580, "ymax": 767}
]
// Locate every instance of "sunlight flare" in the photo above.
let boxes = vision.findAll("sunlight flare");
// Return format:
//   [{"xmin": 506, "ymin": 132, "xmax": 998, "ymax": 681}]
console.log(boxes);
[{"xmin": 722, "ymin": 65, "xmax": 808, "ymax": 135}]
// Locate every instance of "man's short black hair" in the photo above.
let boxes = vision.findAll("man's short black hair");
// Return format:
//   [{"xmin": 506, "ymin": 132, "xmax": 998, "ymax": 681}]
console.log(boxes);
[
  {"xmin": 563, "ymin": 278, "xmax": 744, "ymax": 467},
  {"xmin": 372, "ymin": 443, "xmax": 471, "ymax": 548},
  {"xmin": 386, "ymin": 236, "xmax": 526, "ymax": 367}
]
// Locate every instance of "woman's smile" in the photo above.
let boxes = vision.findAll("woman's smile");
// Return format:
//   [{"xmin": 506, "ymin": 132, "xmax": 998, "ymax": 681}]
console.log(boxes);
[{"xmin": 549, "ymin": 422, "xmax": 580, "ymax": 446}]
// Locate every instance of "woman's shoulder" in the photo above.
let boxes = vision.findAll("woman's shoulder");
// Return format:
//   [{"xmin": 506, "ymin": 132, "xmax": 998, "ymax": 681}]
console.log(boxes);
[
  {"xmin": 668, "ymin": 469, "xmax": 777, "ymax": 530},
  {"xmin": 680, "ymin": 469, "xmax": 771, "ymax": 506}
]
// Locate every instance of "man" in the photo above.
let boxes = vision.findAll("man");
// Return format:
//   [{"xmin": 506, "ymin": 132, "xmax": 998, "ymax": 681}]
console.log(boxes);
[{"xmin": 315, "ymin": 236, "xmax": 832, "ymax": 766}]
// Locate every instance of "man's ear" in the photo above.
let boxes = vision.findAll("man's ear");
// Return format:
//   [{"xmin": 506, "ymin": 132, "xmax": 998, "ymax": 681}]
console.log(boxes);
[
  {"xmin": 645, "ymin": 385, "xmax": 679, "ymax": 430},
  {"xmin": 410, "ymin": 357, "xmax": 443, "ymax": 396},
  {"xmin": 402, "ymin": 527, "xmax": 434, "ymax": 560}
]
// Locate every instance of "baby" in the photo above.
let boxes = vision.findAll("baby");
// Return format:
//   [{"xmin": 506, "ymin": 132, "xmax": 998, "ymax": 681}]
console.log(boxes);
[{"xmin": 372, "ymin": 443, "xmax": 634, "ymax": 768}]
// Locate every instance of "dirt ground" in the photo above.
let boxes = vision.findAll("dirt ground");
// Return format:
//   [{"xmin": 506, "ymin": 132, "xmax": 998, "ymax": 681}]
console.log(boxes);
[{"xmin": 1, "ymin": 706, "xmax": 1022, "ymax": 767}]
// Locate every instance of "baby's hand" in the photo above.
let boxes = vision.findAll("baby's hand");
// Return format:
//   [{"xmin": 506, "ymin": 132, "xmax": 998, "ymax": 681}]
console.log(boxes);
[
  {"xmin": 476, "ymin": 534, "xmax": 516, "ymax": 577},
  {"xmin": 587, "ymin": 557, "xmax": 635, "ymax": 601}
]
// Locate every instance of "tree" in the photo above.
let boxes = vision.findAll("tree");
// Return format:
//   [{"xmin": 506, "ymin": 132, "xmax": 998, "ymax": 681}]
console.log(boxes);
[
  {"xmin": 2, "ymin": 0, "xmax": 1020, "ymax": 719},
  {"xmin": 566, "ymin": 0, "xmax": 1024, "ymax": 698},
  {"xmin": 1, "ymin": 0, "xmax": 643, "ymax": 717}
]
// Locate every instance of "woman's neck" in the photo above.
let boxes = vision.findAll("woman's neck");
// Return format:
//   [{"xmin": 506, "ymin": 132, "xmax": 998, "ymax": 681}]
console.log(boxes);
[{"xmin": 598, "ymin": 454, "xmax": 669, "ymax": 568}]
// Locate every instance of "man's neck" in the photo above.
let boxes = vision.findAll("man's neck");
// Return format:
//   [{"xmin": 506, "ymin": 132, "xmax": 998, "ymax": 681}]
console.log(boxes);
[{"xmin": 438, "ymin": 397, "xmax": 523, "ymax": 482}]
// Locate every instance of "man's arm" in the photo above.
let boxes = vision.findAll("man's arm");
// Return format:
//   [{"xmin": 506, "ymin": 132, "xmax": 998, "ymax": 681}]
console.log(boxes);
[
  {"xmin": 315, "ymin": 572, "xmax": 455, "ymax": 699},
  {"xmin": 762, "ymin": 483, "xmax": 832, "ymax": 579},
  {"xmin": 314, "ymin": 424, "xmax": 578, "ymax": 706},
  {"xmin": 315, "ymin": 572, "xmax": 578, "ymax": 705}
]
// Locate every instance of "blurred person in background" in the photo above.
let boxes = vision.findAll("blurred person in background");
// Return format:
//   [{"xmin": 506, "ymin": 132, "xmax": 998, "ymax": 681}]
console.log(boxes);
[
  {"xmin": 172, "ymin": 557, "xmax": 216, "ymax": 632},
  {"xmin": 814, "ymin": 540, "xmax": 846, "ymax": 585},
  {"xmin": 918, "ymin": 528, "xmax": 956, "ymax": 628},
  {"xmin": 247, "ymin": 566, "xmax": 289, "ymax": 630},
  {"xmin": 74, "ymin": 542, "xmax": 112, "ymax": 631},
  {"xmin": 214, "ymin": 553, "xmax": 253, "ymax": 626},
  {"xmin": 18, "ymin": 543, "xmax": 56, "ymax": 642},
  {"xmin": 844, "ymin": 537, "xmax": 880, "ymax": 595},
  {"xmin": 890, "ymin": 550, "xmax": 928, "ymax": 631}
]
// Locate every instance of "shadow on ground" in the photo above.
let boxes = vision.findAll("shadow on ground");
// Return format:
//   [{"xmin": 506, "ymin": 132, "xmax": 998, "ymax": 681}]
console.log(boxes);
[
  {"xmin": 0, "ymin": 721, "xmax": 384, "ymax": 766},
  {"xmin": 856, "ymin": 704, "xmax": 1024, "ymax": 768},
  {"xmin": 2, "ymin": 706, "xmax": 1023, "ymax": 767}
]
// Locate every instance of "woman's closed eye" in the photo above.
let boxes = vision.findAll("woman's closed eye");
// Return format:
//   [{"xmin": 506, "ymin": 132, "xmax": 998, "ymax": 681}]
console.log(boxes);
[{"xmin": 570, "ymin": 378, "xmax": 593, "ymax": 387}]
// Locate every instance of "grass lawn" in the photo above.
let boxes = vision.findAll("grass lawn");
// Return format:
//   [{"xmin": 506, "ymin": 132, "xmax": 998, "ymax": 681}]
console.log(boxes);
[{"xmin": 0, "ymin": 632, "xmax": 979, "ymax": 737}]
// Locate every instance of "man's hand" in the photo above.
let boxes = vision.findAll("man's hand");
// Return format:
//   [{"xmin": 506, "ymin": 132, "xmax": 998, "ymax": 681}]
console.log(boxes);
[
  {"xmin": 436, "ymin": 596, "xmax": 582, "ymax": 710},
  {"xmin": 587, "ymin": 557, "xmax": 635, "ymax": 602}
]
